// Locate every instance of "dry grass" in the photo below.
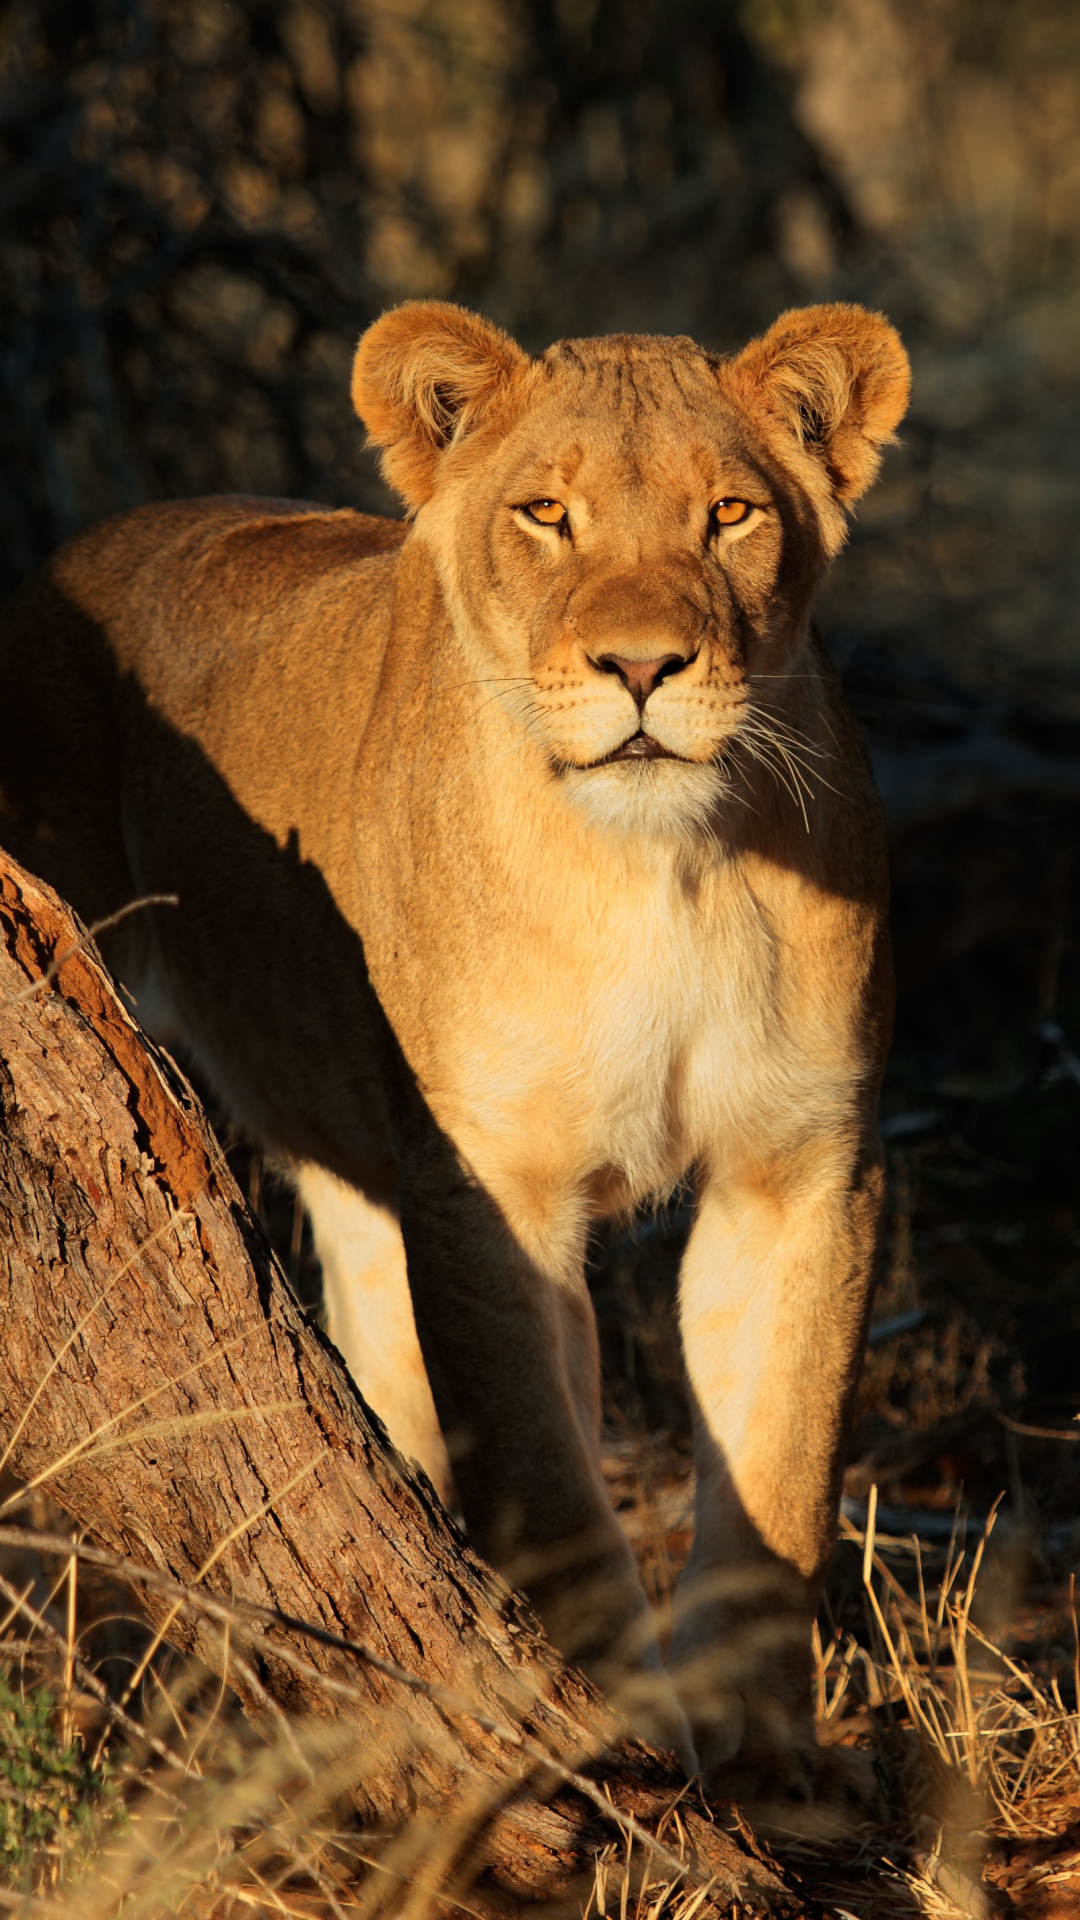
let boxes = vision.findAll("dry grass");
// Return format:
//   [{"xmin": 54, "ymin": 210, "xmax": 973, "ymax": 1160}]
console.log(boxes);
[{"xmin": 3, "ymin": 1412, "xmax": 1080, "ymax": 1918}]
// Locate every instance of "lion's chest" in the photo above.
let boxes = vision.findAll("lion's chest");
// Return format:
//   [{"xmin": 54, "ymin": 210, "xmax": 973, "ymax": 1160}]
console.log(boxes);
[{"xmin": 441, "ymin": 860, "xmax": 811, "ymax": 1236}]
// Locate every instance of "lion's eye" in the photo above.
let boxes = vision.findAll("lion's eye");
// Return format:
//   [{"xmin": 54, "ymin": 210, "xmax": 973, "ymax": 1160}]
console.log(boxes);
[
  {"xmin": 712, "ymin": 499, "xmax": 751, "ymax": 527},
  {"xmin": 523, "ymin": 499, "xmax": 567, "ymax": 527}
]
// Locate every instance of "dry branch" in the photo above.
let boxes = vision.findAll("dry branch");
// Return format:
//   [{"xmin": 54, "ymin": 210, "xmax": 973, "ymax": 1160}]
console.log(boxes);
[{"xmin": 0, "ymin": 849, "xmax": 791, "ymax": 1912}]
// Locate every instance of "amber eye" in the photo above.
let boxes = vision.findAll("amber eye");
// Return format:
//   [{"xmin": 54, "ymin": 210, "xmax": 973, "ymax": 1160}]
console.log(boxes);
[
  {"xmin": 523, "ymin": 499, "xmax": 567, "ymax": 527},
  {"xmin": 712, "ymin": 499, "xmax": 751, "ymax": 527}
]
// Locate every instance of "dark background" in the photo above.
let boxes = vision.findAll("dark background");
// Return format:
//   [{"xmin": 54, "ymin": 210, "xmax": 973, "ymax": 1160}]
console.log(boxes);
[{"xmin": 3, "ymin": 0, "xmax": 1079, "ymax": 1525}]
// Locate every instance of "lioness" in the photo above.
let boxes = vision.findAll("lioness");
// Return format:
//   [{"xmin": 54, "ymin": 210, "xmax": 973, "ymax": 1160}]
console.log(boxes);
[{"xmin": 0, "ymin": 299, "xmax": 907, "ymax": 1802}]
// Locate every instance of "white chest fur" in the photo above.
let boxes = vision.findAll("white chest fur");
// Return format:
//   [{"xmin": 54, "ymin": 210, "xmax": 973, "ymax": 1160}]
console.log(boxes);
[{"xmin": 438, "ymin": 841, "xmax": 817, "ymax": 1265}]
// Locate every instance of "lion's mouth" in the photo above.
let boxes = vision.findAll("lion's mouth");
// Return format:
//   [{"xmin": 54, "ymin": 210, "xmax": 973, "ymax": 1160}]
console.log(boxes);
[{"xmin": 592, "ymin": 731, "xmax": 681, "ymax": 766}]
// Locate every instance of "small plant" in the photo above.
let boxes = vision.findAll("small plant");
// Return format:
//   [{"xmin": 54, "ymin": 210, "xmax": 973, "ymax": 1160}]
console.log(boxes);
[{"xmin": 0, "ymin": 1671, "xmax": 122, "ymax": 1888}]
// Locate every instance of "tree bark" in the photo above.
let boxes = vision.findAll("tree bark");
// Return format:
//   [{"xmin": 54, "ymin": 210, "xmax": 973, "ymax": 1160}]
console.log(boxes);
[{"xmin": 0, "ymin": 850, "xmax": 791, "ymax": 1911}]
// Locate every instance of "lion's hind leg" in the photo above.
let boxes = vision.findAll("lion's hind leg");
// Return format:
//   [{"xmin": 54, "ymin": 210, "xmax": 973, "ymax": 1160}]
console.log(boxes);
[{"xmin": 296, "ymin": 1164, "xmax": 455, "ymax": 1507}]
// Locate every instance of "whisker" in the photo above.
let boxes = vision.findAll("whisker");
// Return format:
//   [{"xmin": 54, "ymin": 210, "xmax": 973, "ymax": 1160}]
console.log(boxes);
[
  {"xmin": 439, "ymin": 675, "xmax": 537, "ymax": 689},
  {"xmin": 735, "ymin": 728, "xmax": 810, "ymax": 827},
  {"xmin": 734, "ymin": 707, "xmax": 830, "ymax": 829},
  {"xmin": 745, "ymin": 704, "xmax": 834, "ymax": 762},
  {"xmin": 743, "ymin": 718, "xmax": 818, "ymax": 794},
  {"xmin": 738, "ymin": 696, "xmax": 845, "ymax": 806},
  {"xmin": 468, "ymin": 685, "xmax": 537, "ymax": 722},
  {"xmin": 430, "ymin": 693, "xmax": 551, "ymax": 803}
]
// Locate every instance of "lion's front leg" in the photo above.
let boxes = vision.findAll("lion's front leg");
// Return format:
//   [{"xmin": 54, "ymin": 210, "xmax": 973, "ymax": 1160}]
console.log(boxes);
[
  {"xmin": 394, "ymin": 1113, "xmax": 695, "ymax": 1769},
  {"xmin": 670, "ymin": 1149, "xmax": 884, "ymax": 1799}
]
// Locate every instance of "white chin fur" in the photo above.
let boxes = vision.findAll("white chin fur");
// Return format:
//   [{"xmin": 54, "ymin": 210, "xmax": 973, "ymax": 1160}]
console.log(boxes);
[{"xmin": 559, "ymin": 759, "xmax": 727, "ymax": 841}]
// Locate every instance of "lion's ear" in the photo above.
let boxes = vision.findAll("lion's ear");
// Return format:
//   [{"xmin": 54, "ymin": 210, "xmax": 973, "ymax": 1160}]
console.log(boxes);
[
  {"xmin": 352, "ymin": 301, "xmax": 530, "ymax": 509},
  {"xmin": 726, "ymin": 303, "xmax": 910, "ymax": 541}
]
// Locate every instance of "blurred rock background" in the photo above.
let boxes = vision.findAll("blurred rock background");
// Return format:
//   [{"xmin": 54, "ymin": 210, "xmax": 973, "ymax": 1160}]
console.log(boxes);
[
  {"xmin": 2, "ymin": 0, "xmax": 1079, "ymax": 710},
  {"xmin": 2, "ymin": 0, "xmax": 1079, "ymax": 1479}
]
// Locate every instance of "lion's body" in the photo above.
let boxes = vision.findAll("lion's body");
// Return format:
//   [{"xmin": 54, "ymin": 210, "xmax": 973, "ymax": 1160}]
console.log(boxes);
[{"xmin": 0, "ymin": 303, "xmax": 908, "ymax": 1801}]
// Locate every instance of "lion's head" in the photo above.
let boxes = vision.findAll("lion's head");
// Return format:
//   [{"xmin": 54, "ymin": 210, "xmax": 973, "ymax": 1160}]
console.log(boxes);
[{"xmin": 351, "ymin": 301, "xmax": 909, "ymax": 838}]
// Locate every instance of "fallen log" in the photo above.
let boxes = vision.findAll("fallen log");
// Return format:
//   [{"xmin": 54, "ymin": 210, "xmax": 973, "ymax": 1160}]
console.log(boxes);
[{"xmin": 0, "ymin": 849, "xmax": 794, "ymax": 1912}]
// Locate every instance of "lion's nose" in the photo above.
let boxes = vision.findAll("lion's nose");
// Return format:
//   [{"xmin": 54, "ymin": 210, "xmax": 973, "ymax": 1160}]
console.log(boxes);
[{"xmin": 593, "ymin": 652, "xmax": 689, "ymax": 707}]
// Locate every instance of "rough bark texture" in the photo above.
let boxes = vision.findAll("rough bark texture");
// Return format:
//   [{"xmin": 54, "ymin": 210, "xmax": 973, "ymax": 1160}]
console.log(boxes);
[{"xmin": 0, "ymin": 849, "xmax": 791, "ymax": 1910}]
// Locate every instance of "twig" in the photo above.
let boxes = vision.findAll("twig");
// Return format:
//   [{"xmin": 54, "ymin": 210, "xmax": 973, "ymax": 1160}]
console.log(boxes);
[
  {"xmin": 61, "ymin": 1533, "xmax": 77, "ymax": 1749},
  {"xmin": 6, "ymin": 891, "xmax": 178, "ymax": 1004},
  {"xmin": 996, "ymin": 1412, "xmax": 1080, "ymax": 1443}
]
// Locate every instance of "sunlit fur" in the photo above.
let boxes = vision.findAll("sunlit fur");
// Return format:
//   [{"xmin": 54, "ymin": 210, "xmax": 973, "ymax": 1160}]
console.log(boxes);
[
  {"xmin": 0, "ymin": 297, "xmax": 910, "ymax": 1810},
  {"xmin": 559, "ymin": 758, "xmax": 730, "ymax": 842}
]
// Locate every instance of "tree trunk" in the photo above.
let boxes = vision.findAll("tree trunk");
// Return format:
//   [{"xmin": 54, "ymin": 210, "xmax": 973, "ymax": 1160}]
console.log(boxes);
[{"xmin": 0, "ymin": 849, "xmax": 790, "ymax": 1911}]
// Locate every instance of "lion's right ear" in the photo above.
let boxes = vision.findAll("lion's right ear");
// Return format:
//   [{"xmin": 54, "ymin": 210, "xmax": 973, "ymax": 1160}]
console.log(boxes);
[{"xmin": 351, "ymin": 302, "xmax": 530, "ymax": 509}]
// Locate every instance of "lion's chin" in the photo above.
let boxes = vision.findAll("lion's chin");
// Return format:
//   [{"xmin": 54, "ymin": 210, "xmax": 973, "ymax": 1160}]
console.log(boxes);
[{"xmin": 559, "ymin": 757, "xmax": 728, "ymax": 842}]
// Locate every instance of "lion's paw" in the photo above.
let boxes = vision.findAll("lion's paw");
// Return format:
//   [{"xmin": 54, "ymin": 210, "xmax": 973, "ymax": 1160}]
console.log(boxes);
[{"xmin": 700, "ymin": 1727, "xmax": 881, "ymax": 1842}]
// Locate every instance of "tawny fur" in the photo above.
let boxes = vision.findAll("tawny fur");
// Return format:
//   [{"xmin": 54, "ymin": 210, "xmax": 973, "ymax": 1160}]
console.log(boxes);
[{"xmin": 0, "ymin": 300, "xmax": 909, "ymax": 1798}]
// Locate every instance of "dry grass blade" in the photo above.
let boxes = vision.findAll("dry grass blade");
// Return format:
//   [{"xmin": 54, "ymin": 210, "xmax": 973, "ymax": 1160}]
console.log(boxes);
[
  {"xmin": 0, "ymin": 1563, "xmax": 186, "ymax": 1769},
  {"xmin": 0, "ymin": 1327, "xmax": 275, "ymax": 1518},
  {"xmin": 113, "ymin": 1445, "xmax": 332, "ymax": 1718},
  {"xmin": 0, "ymin": 1527, "xmax": 701, "ymax": 1893},
  {"xmin": 0, "ymin": 1198, "xmax": 213, "ymax": 1486}
]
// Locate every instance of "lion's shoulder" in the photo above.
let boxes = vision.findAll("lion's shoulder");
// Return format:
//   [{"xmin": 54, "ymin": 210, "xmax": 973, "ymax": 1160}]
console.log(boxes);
[{"xmin": 52, "ymin": 496, "xmax": 407, "ymax": 602}]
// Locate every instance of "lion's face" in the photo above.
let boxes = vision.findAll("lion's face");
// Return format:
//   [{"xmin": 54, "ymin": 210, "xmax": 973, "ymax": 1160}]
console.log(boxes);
[
  {"xmin": 352, "ymin": 303, "xmax": 910, "ymax": 837},
  {"xmin": 430, "ymin": 343, "xmax": 817, "ymax": 836}
]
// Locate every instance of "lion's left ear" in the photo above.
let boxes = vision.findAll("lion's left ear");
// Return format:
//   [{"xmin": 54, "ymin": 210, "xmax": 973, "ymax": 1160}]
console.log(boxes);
[
  {"xmin": 352, "ymin": 301, "xmax": 530, "ymax": 509},
  {"xmin": 725, "ymin": 303, "xmax": 910, "ymax": 543}
]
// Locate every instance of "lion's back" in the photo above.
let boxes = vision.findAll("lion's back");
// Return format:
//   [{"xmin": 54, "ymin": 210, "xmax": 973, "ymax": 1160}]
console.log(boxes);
[{"xmin": 0, "ymin": 496, "xmax": 407, "ymax": 925}]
